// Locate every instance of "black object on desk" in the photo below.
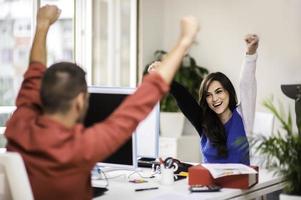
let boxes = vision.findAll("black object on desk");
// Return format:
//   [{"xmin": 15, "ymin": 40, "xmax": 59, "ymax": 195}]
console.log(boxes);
[
  {"xmin": 135, "ymin": 187, "xmax": 159, "ymax": 192},
  {"xmin": 174, "ymin": 175, "xmax": 187, "ymax": 181},
  {"xmin": 189, "ymin": 185, "xmax": 221, "ymax": 192},
  {"xmin": 92, "ymin": 187, "xmax": 108, "ymax": 197},
  {"xmin": 138, "ymin": 157, "xmax": 157, "ymax": 168}
]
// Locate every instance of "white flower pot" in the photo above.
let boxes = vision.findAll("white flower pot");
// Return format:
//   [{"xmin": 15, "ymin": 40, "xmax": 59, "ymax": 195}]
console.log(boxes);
[
  {"xmin": 160, "ymin": 112, "xmax": 185, "ymax": 138},
  {"xmin": 280, "ymin": 193, "xmax": 301, "ymax": 200},
  {"xmin": 182, "ymin": 118, "xmax": 198, "ymax": 136}
]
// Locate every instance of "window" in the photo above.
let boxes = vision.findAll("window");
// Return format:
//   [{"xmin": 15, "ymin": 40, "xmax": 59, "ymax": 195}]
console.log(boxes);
[
  {"xmin": 0, "ymin": 0, "xmax": 138, "ymax": 147},
  {"xmin": 0, "ymin": 48, "xmax": 13, "ymax": 63},
  {"xmin": 1, "ymin": 0, "xmax": 138, "ymax": 88},
  {"xmin": 77, "ymin": 0, "xmax": 137, "ymax": 87},
  {"xmin": 0, "ymin": 0, "xmax": 33, "ymax": 107},
  {"xmin": 0, "ymin": 0, "xmax": 34, "ymax": 147}
]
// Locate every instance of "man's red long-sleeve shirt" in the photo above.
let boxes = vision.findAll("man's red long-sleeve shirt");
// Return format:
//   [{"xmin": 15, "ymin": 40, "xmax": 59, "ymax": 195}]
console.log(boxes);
[{"xmin": 5, "ymin": 62, "xmax": 169, "ymax": 200}]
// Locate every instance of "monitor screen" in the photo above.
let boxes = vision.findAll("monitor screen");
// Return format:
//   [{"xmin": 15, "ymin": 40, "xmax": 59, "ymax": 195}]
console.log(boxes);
[
  {"xmin": 84, "ymin": 86, "xmax": 159, "ymax": 168},
  {"xmin": 84, "ymin": 87, "xmax": 137, "ymax": 168}
]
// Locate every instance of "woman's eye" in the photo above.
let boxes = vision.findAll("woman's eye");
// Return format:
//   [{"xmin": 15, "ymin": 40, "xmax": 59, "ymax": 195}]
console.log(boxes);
[{"xmin": 216, "ymin": 90, "xmax": 223, "ymax": 94}]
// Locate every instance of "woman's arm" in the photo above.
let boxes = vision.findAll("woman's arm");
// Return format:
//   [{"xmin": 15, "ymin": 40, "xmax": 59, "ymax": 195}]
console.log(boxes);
[
  {"xmin": 148, "ymin": 61, "xmax": 204, "ymax": 135},
  {"xmin": 170, "ymin": 81, "xmax": 204, "ymax": 134},
  {"xmin": 238, "ymin": 34, "xmax": 259, "ymax": 136}
]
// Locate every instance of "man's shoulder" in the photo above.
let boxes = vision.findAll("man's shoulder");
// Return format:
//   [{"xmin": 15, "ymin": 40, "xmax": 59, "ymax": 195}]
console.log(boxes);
[
  {"xmin": 7, "ymin": 106, "xmax": 40, "ymax": 126},
  {"xmin": 23, "ymin": 62, "xmax": 46, "ymax": 77}
]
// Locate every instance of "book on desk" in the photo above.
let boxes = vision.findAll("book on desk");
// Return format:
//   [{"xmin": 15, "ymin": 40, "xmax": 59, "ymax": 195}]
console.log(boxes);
[{"xmin": 188, "ymin": 164, "xmax": 259, "ymax": 189}]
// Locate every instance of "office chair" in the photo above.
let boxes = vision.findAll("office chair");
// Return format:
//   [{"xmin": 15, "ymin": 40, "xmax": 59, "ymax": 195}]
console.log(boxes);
[{"xmin": 0, "ymin": 152, "xmax": 34, "ymax": 200}]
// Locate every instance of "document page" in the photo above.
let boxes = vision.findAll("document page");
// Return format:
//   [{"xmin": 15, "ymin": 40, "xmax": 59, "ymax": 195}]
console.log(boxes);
[{"xmin": 202, "ymin": 164, "xmax": 258, "ymax": 179}]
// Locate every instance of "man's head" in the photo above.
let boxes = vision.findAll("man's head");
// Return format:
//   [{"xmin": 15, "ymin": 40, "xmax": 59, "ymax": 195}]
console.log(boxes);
[{"xmin": 40, "ymin": 62, "xmax": 88, "ymax": 122}]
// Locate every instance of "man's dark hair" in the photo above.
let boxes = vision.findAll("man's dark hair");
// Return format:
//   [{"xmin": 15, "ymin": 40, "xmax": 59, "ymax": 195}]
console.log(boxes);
[{"xmin": 40, "ymin": 62, "xmax": 87, "ymax": 114}]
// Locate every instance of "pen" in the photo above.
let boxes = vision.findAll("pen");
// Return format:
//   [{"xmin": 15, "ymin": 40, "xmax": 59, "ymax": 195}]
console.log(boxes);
[
  {"xmin": 159, "ymin": 157, "xmax": 166, "ymax": 169},
  {"xmin": 135, "ymin": 187, "xmax": 159, "ymax": 192},
  {"xmin": 159, "ymin": 157, "xmax": 164, "ymax": 165}
]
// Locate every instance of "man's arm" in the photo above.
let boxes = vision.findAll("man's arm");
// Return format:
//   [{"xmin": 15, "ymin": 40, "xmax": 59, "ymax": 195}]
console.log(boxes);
[
  {"xmin": 30, "ymin": 5, "xmax": 61, "ymax": 64},
  {"xmin": 238, "ymin": 34, "xmax": 259, "ymax": 135},
  {"xmin": 80, "ymin": 16, "xmax": 200, "ymax": 163},
  {"xmin": 16, "ymin": 5, "xmax": 61, "ymax": 108},
  {"xmin": 155, "ymin": 16, "xmax": 199, "ymax": 84}
]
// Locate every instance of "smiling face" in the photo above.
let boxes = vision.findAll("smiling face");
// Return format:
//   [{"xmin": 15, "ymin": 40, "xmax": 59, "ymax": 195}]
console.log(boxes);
[
  {"xmin": 199, "ymin": 72, "xmax": 237, "ymax": 124},
  {"xmin": 206, "ymin": 80, "xmax": 231, "ymax": 116}
]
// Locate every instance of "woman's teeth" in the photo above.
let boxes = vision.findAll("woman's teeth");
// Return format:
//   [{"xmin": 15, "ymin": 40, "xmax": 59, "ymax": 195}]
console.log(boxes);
[{"xmin": 213, "ymin": 102, "xmax": 222, "ymax": 107}]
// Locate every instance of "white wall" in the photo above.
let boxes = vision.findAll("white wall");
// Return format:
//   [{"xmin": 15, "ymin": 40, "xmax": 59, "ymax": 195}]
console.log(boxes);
[
  {"xmin": 140, "ymin": 0, "xmax": 301, "ymax": 131},
  {"xmin": 138, "ymin": 0, "xmax": 164, "ymax": 79}
]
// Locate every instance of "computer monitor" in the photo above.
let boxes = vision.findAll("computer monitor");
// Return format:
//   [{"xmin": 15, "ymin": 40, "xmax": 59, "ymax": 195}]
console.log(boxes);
[
  {"xmin": 136, "ymin": 103, "xmax": 160, "ymax": 158},
  {"xmin": 84, "ymin": 86, "xmax": 159, "ymax": 169}
]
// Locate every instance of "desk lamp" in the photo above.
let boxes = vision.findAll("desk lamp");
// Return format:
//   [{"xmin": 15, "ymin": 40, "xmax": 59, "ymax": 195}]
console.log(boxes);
[{"xmin": 281, "ymin": 84, "xmax": 301, "ymax": 135}]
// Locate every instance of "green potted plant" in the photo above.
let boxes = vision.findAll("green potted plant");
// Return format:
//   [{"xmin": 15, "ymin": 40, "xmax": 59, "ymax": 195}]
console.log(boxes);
[
  {"xmin": 144, "ymin": 50, "xmax": 208, "ymax": 137},
  {"xmin": 254, "ymin": 98, "xmax": 301, "ymax": 199}
]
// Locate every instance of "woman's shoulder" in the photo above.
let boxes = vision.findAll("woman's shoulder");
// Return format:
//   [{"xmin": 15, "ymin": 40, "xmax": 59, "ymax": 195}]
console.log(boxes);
[
  {"xmin": 235, "ymin": 105, "xmax": 243, "ymax": 117},
  {"xmin": 226, "ymin": 107, "xmax": 244, "ymax": 126}
]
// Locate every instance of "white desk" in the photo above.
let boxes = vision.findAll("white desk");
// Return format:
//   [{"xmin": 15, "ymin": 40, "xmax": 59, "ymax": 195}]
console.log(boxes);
[{"xmin": 92, "ymin": 168, "xmax": 285, "ymax": 200}]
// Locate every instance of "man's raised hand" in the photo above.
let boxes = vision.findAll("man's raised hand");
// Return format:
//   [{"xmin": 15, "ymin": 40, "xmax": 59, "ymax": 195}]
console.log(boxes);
[
  {"xmin": 179, "ymin": 16, "xmax": 200, "ymax": 48},
  {"xmin": 37, "ymin": 5, "xmax": 61, "ymax": 27}
]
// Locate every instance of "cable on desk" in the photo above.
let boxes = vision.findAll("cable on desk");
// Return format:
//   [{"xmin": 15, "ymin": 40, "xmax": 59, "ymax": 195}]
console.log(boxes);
[
  {"xmin": 92, "ymin": 166, "xmax": 109, "ymax": 187},
  {"xmin": 93, "ymin": 167, "xmax": 158, "ymax": 186},
  {"xmin": 97, "ymin": 167, "xmax": 109, "ymax": 187},
  {"xmin": 100, "ymin": 169, "xmax": 109, "ymax": 187},
  {"xmin": 127, "ymin": 170, "xmax": 158, "ymax": 180},
  {"xmin": 105, "ymin": 173, "xmax": 128, "ymax": 180}
]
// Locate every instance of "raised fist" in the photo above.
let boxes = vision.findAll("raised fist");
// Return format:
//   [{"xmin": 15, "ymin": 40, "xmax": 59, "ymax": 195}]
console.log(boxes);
[
  {"xmin": 245, "ymin": 34, "xmax": 259, "ymax": 55},
  {"xmin": 180, "ymin": 16, "xmax": 200, "ymax": 48},
  {"xmin": 37, "ymin": 5, "xmax": 61, "ymax": 27}
]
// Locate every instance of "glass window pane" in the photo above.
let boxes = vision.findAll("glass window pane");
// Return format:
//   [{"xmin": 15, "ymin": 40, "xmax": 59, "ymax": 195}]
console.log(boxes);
[
  {"xmin": 120, "ymin": 0, "xmax": 131, "ymax": 86},
  {"xmin": 92, "ymin": 0, "xmax": 108, "ymax": 86},
  {"xmin": 92, "ymin": 0, "xmax": 132, "ymax": 87},
  {"xmin": 41, "ymin": 0, "xmax": 74, "ymax": 64},
  {"xmin": 0, "ymin": 0, "xmax": 33, "ymax": 107}
]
